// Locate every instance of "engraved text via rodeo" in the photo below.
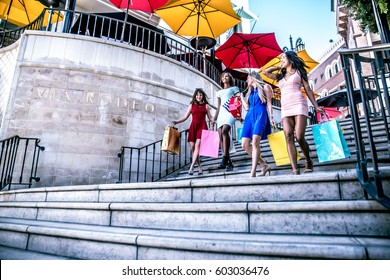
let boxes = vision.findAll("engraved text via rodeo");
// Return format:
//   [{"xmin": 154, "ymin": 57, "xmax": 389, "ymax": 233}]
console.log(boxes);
[{"xmin": 35, "ymin": 87, "xmax": 156, "ymax": 113}]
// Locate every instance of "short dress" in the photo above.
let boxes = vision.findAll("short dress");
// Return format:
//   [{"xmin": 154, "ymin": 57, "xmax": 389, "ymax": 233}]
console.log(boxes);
[
  {"xmin": 278, "ymin": 71, "xmax": 309, "ymax": 119},
  {"xmin": 188, "ymin": 103, "xmax": 208, "ymax": 142},
  {"xmin": 241, "ymin": 86, "xmax": 271, "ymax": 140},
  {"xmin": 216, "ymin": 86, "xmax": 239, "ymax": 128}
]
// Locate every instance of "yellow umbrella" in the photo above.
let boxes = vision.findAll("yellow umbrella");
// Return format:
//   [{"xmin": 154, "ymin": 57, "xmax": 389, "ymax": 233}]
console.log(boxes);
[
  {"xmin": 155, "ymin": 0, "xmax": 241, "ymax": 39},
  {"xmin": 0, "ymin": 0, "xmax": 62, "ymax": 27},
  {"xmin": 259, "ymin": 49, "xmax": 319, "ymax": 85}
]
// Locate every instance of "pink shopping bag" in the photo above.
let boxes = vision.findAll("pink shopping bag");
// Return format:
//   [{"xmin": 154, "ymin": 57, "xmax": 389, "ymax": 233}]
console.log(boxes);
[{"xmin": 199, "ymin": 130, "xmax": 220, "ymax": 158}]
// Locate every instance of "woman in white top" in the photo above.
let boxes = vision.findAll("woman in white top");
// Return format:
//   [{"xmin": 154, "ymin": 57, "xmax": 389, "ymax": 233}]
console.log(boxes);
[{"xmin": 213, "ymin": 72, "xmax": 240, "ymax": 171}]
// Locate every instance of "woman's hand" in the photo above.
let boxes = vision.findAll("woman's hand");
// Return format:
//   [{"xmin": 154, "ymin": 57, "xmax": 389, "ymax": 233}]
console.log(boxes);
[
  {"xmin": 269, "ymin": 115, "xmax": 276, "ymax": 127},
  {"xmin": 171, "ymin": 121, "xmax": 177, "ymax": 126},
  {"xmin": 315, "ymin": 107, "xmax": 325, "ymax": 115}
]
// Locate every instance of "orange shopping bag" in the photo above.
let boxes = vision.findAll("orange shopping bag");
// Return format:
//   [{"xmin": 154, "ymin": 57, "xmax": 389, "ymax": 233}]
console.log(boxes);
[{"xmin": 161, "ymin": 126, "xmax": 180, "ymax": 155}]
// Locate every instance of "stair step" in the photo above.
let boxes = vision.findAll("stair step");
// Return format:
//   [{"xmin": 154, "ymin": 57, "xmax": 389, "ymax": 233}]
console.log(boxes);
[
  {"xmin": 3, "ymin": 169, "xmax": 389, "ymax": 204},
  {"xmin": 1, "ymin": 217, "xmax": 389, "ymax": 260},
  {"xmin": 1, "ymin": 199, "xmax": 389, "ymax": 236}
]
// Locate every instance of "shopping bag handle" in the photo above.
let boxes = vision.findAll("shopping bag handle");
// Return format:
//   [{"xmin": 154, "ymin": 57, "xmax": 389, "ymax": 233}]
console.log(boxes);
[
  {"xmin": 319, "ymin": 112, "xmax": 331, "ymax": 123},
  {"xmin": 168, "ymin": 124, "xmax": 178, "ymax": 130}
]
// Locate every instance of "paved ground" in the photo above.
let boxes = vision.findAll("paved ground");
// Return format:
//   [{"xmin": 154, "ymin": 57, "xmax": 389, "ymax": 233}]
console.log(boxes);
[{"xmin": 0, "ymin": 245, "xmax": 71, "ymax": 260}]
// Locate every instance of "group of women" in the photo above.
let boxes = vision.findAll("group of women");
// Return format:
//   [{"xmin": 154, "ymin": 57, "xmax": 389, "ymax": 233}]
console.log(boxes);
[{"xmin": 172, "ymin": 51, "xmax": 324, "ymax": 177}]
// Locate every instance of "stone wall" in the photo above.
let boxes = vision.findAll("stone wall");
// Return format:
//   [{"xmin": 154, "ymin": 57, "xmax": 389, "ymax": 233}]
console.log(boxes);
[{"xmin": 0, "ymin": 31, "xmax": 220, "ymax": 187}]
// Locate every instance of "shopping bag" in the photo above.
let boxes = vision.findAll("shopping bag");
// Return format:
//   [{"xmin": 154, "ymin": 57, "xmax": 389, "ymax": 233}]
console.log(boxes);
[
  {"xmin": 161, "ymin": 126, "xmax": 180, "ymax": 155},
  {"xmin": 229, "ymin": 96, "xmax": 242, "ymax": 119},
  {"xmin": 199, "ymin": 130, "xmax": 220, "ymax": 158},
  {"xmin": 267, "ymin": 130, "xmax": 301, "ymax": 166},
  {"xmin": 236, "ymin": 127, "xmax": 242, "ymax": 144},
  {"xmin": 312, "ymin": 119, "xmax": 350, "ymax": 162}
]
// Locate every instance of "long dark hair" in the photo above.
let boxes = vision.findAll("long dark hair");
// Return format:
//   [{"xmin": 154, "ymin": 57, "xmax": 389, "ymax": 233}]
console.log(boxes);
[
  {"xmin": 277, "ymin": 51, "xmax": 309, "ymax": 82},
  {"xmin": 190, "ymin": 88, "xmax": 209, "ymax": 105}
]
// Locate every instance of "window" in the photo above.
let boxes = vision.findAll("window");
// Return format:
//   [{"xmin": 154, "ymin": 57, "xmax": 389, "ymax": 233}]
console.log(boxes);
[{"xmin": 325, "ymin": 65, "xmax": 332, "ymax": 80}]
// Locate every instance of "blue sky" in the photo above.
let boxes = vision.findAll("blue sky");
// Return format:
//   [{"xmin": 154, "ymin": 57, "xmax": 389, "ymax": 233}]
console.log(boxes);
[{"xmin": 248, "ymin": 0, "xmax": 339, "ymax": 60}]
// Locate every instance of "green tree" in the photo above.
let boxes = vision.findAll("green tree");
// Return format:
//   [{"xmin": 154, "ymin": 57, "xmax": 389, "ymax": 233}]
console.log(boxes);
[{"xmin": 340, "ymin": 0, "xmax": 389, "ymax": 34}]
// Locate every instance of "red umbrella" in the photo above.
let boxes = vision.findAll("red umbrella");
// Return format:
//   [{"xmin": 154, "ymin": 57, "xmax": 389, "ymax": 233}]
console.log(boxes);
[
  {"xmin": 215, "ymin": 32, "xmax": 283, "ymax": 69},
  {"xmin": 108, "ymin": 0, "xmax": 169, "ymax": 13},
  {"xmin": 108, "ymin": 0, "xmax": 169, "ymax": 41}
]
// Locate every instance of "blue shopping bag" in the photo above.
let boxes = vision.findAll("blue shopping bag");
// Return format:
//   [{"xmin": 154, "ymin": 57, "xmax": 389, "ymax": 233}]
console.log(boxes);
[
  {"xmin": 312, "ymin": 119, "xmax": 350, "ymax": 163},
  {"xmin": 236, "ymin": 127, "xmax": 242, "ymax": 144}
]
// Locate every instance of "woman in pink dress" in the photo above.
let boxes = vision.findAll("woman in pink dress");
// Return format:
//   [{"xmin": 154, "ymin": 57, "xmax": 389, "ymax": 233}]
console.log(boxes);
[
  {"xmin": 262, "ymin": 51, "xmax": 324, "ymax": 175},
  {"xmin": 172, "ymin": 88, "xmax": 213, "ymax": 175}
]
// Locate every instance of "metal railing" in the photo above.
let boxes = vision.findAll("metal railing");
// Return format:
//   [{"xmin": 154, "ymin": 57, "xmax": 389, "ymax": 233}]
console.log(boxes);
[
  {"xmin": 339, "ymin": 43, "xmax": 390, "ymax": 208},
  {"xmin": 118, "ymin": 129, "xmax": 191, "ymax": 183},
  {"xmin": 0, "ymin": 136, "xmax": 45, "ymax": 191},
  {"xmin": 1, "ymin": 8, "xmax": 224, "ymax": 84}
]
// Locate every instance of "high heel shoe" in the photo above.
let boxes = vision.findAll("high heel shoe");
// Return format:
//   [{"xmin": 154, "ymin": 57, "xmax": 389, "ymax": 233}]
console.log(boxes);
[
  {"xmin": 304, "ymin": 159, "xmax": 313, "ymax": 173},
  {"xmin": 258, "ymin": 164, "xmax": 271, "ymax": 176},
  {"xmin": 293, "ymin": 169, "xmax": 300, "ymax": 175},
  {"xmin": 225, "ymin": 159, "xmax": 234, "ymax": 172},
  {"xmin": 188, "ymin": 169, "xmax": 194, "ymax": 175},
  {"xmin": 217, "ymin": 157, "xmax": 227, "ymax": 169}
]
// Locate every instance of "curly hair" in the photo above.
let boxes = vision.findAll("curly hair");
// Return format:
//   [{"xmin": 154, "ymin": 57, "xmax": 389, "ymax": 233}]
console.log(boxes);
[{"xmin": 277, "ymin": 51, "xmax": 309, "ymax": 82}]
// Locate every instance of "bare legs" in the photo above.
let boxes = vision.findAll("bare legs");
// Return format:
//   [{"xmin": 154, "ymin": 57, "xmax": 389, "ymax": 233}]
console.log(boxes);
[
  {"xmin": 218, "ymin": 124, "xmax": 233, "ymax": 170},
  {"xmin": 282, "ymin": 115, "xmax": 312, "ymax": 174},
  {"xmin": 242, "ymin": 135, "xmax": 270, "ymax": 177},
  {"xmin": 188, "ymin": 139, "xmax": 202, "ymax": 175},
  {"xmin": 218, "ymin": 124, "xmax": 231, "ymax": 156}
]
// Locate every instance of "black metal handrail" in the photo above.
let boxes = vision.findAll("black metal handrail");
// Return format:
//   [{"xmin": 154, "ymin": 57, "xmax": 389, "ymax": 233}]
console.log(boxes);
[
  {"xmin": 1, "ymin": 8, "xmax": 225, "ymax": 84},
  {"xmin": 339, "ymin": 43, "xmax": 390, "ymax": 208},
  {"xmin": 118, "ymin": 129, "xmax": 191, "ymax": 183},
  {"xmin": 0, "ymin": 135, "xmax": 45, "ymax": 191}
]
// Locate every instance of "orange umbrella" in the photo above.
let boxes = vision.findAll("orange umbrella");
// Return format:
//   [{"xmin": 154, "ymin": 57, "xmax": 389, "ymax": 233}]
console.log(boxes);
[
  {"xmin": 259, "ymin": 49, "xmax": 319, "ymax": 85},
  {"xmin": 155, "ymin": 0, "xmax": 241, "ymax": 39},
  {"xmin": 0, "ymin": 0, "xmax": 62, "ymax": 27}
]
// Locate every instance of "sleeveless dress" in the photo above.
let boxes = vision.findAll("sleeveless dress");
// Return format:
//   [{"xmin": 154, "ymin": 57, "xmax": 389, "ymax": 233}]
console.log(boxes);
[
  {"xmin": 188, "ymin": 103, "xmax": 208, "ymax": 142},
  {"xmin": 278, "ymin": 71, "xmax": 309, "ymax": 119},
  {"xmin": 241, "ymin": 86, "xmax": 271, "ymax": 140},
  {"xmin": 216, "ymin": 86, "xmax": 239, "ymax": 128}
]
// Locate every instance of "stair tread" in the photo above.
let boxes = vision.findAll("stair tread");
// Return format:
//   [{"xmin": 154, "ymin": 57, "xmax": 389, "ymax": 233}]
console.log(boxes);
[{"xmin": 1, "ymin": 217, "xmax": 389, "ymax": 260}]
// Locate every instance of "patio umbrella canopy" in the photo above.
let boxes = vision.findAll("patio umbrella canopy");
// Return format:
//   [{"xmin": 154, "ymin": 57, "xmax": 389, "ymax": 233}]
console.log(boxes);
[
  {"xmin": 0, "ymin": 0, "xmax": 62, "ymax": 27},
  {"xmin": 215, "ymin": 32, "xmax": 283, "ymax": 69},
  {"xmin": 317, "ymin": 88, "xmax": 379, "ymax": 107},
  {"xmin": 154, "ymin": 0, "xmax": 241, "ymax": 38},
  {"xmin": 259, "ymin": 49, "xmax": 319, "ymax": 85},
  {"xmin": 108, "ymin": 0, "xmax": 169, "ymax": 13}
]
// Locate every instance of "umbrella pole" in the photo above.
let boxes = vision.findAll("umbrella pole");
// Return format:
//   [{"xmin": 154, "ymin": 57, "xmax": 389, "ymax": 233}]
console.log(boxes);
[{"xmin": 120, "ymin": 0, "xmax": 131, "ymax": 42}]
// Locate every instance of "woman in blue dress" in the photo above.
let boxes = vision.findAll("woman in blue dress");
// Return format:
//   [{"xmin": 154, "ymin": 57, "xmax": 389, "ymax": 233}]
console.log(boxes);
[
  {"xmin": 213, "ymin": 72, "xmax": 240, "ymax": 171},
  {"xmin": 239, "ymin": 71, "xmax": 274, "ymax": 177}
]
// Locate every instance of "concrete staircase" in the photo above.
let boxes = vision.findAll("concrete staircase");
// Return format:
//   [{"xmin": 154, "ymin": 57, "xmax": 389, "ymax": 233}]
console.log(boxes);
[{"xmin": 0, "ymin": 118, "xmax": 389, "ymax": 259}]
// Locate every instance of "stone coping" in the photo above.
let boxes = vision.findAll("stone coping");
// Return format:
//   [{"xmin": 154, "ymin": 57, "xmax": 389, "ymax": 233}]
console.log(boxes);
[
  {"xmin": 0, "ymin": 200, "xmax": 388, "ymax": 212},
  {"xmin": 1, "ymin": 167, "xmax": 389, "ymax": 195}
]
